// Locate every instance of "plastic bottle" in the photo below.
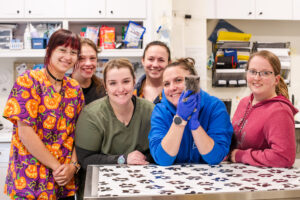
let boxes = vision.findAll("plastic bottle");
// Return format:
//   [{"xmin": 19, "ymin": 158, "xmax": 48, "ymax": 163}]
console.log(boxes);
[
  {"xmin": 24, "ymin": 23, "xmax": 31, "ymax": 49},
  {"xmin": 156, "ymin": 12, "xmax": 171, "ymax": 47}
]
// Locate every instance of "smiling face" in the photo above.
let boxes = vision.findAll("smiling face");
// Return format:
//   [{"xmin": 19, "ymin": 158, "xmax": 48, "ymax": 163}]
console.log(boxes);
[
  {"xmin": 105, "ymin": 67, "xmax": 135, "ymax": 106},
  {"xmin": 163, "ymin": 66, "xmax": 191, "ymax": 107},
  {"xmin": 49, "ymin": 45, "xmax": 78, "ymax": 74},
  {"xmin": 142, "ymin": 45, "xmax": 170, "ymax": 80},
  {"xmin": 247, "ymin": 55, "xmax": 280, "ymax": 102},
  {"xmin": 77, "ymin": 44, "xmax": 98, "ymax": 79}
]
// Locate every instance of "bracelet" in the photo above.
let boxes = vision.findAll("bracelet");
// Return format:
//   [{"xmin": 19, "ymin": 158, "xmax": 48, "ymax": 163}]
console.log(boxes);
[{"xmin": 71, "ymin": 161, "xmax": 81, "ymax": 174}]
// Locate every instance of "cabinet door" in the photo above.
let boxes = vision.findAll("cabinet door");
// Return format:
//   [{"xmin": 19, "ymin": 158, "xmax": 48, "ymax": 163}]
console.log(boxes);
[
  {"xmin": 65, "ymin": 0, "xmax": 106, "ymax": 18},
  {"xmin": 106, "ymin": 0, "xmax": 146, "ymax": 19},
  {"xmin": 293, "ymin": 0, "xmax": 300, "ymax": 19},
  {"xmin": 256, "ymin": 0, "xmax": 292, "ymax": 20},
  {"xmin": 216, "ymin": 0, "xmax": 255, "ymax": 19},
  {"xmin": 0, "ymin": 0, "xmax": 24, "ymax": 18},
  {"xmin": 24, "ymin": 0, "xmax": 65, "ymax": 18}
]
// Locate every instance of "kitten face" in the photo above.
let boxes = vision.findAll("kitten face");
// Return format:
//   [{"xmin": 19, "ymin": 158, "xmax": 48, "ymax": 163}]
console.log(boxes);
[{"xmin": 185, "ymin": 75, "xmax": 200, "ymax": 94}]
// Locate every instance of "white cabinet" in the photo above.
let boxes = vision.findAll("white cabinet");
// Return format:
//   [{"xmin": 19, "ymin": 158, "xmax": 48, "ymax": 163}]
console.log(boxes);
[
  {"xmin": 24, "ymin": 0, "xmax": 65, "ymax": 18},
  {"xmin": 216, "ymin": 0, "xmax": 255, "ymax": 19},
  {"xmin": 216, "ymin": 0, "xmax": 293, "ymax": 20},
  {"xmin": 293, "ymin": 0, "xmax": 300, "ymax": 19},
  {"xmin": 255, "ymin": 0, "xmax": 292, "ymax": 20},
  {"xmin": 0, "ymin": 0, "xmax": 64, "ymax": 19},
  {"xmin": 0, "ymin": 142, "xmax": 10, "ymax": 163},
  {"xmin": 106, "ymin": 0, "xmax": 146, "ymax": 19},
  {"xmin": 0, "ymin": 164, "xmax": 9, "ymax": 200},
  {"xmin": 0, "ymin": 0, "xmax": 24, "ymax": 18},
  {"xmin": 65, "ymin": 0, "xmax": 146, "ymax": 19},
  {"xmin": 65, "ymin": 0, "xmax": 106, "ymax": 18},
  {"xmin": 0, "ymin": 0, "xmax": 151, "ymax": 59}
]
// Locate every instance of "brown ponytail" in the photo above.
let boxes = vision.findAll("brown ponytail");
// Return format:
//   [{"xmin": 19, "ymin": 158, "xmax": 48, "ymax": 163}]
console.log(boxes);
[
  {"xmin": 277, "ymin": 76, "xmax": 289, "ymax": 99},
  {"xmin": 165, "ymin": 57, "xmax": 198, "ymax": 76}
]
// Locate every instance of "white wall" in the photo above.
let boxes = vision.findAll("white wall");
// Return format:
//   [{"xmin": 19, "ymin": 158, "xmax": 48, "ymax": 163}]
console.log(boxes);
[{"xmin": 170, "ymin": 1, "xmax": 300, "ymax": 117}]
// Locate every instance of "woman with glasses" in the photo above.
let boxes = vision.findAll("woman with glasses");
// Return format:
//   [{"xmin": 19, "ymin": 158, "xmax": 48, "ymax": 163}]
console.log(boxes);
[
  {"xmin": 71, "ymin": 38, "xmax": 106, "ymax": 105},
  {"xmin": 230, "ymin": 50, "xmax": 298, "ymax": 168},
  {"xmin": 3, "ymin": 29, "xmax": 84, "ymax": 200}
]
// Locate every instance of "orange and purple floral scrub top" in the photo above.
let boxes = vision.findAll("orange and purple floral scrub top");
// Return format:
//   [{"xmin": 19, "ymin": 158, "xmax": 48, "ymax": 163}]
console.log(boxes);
[{"xmin": 3, "ymin": 69, "xmax": 84, "ymax": 200}]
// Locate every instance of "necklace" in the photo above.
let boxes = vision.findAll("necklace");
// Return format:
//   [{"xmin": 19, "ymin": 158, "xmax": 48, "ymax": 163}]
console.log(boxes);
[
  {"xmin": 236, "ymin": 100, "xmax": 252, "ymax": 148},
  {"xmin": 46, "ymin": 66, "xmax": 63, "ymax": 82}
]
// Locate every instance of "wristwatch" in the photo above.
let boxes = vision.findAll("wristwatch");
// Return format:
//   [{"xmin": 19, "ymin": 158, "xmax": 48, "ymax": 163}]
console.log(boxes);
[
  {"xmin": 71, "ymin": 161, "xmax": 81, "ymax": 174},
  {"xmin": 173, "ymin": 115, "xmax": 187, "ymax": 126},
  {"xmin": 117, "ymin": 155, "xmax": 126, "ymax": 164}
]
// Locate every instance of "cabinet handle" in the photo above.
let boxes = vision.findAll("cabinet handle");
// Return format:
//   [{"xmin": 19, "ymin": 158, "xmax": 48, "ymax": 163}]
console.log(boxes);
[
  {"xmin": 17, "ymin": 10, "xmax": 20, "ymax": 14},
  {"xmin": 248, "ymin": 12, "xmax": 252, "ymax": 15},
  {"xmin": 99, "ymin": 10, "xmax": 101, "ymax": 14},
  {"xmin": 259, "ymin": 11, "xmax": 263, "ymax": 15},
  {"xmin": 28, "ymin": 10, "xmax": 31, "ymax": 14},
  {"xmin": 110, "ymin": 10, "xmax": 113, "ymax": 14}
]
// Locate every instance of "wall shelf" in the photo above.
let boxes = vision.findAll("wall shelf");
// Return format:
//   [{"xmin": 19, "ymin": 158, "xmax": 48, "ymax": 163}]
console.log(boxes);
[
  {"xmin": 215, "ymin": 68, "xmax": 246, "ymax": 74},
  {"xmin": 0, "ymin": 49, "xmax": 143, "ymax": 58}
]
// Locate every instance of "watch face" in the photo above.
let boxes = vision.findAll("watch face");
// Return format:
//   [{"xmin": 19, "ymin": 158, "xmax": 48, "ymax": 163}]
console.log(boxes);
[
  {"xmin": 118, "ymin": 155, "xmax": 125, "ymax": 164},
  {"xmin": 174, "ymin": 116, "xmax": 182, "ymax": 125}
]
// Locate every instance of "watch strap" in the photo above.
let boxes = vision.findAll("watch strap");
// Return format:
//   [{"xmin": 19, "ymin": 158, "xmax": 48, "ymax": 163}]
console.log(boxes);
[
  {"xmin": 71, "ymin": 161, "xmax": 81, "ymax": 174},
  {"xmin": 173, "ymin": 115, "xmax": 187, "ymax": 126}
]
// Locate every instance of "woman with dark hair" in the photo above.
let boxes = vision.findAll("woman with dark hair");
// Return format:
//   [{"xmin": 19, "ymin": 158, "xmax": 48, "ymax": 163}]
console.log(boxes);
[
  {"xmin": 3, "ymin": 29, "xmax": 84, "ymax": 200},
  {"xmin": 134, "ymin": 41, "xmax": 171, "ymax": 104},
  {"xmin": 230, "ymin": 50, "xmax": 298, "ymax": 168},
  {"xmin": 149, "ymin": 58, "xmax": 233, "ymax": 166},
  {"xmin": 71, "ymin": 38, "xmax": 106, "ymax": 105}
]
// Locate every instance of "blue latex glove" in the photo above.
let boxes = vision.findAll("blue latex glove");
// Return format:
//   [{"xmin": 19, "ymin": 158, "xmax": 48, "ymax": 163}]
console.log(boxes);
[
  {"xmin": 176, "ymin": 90, "xmax": 197, "ymax": 121},
  {"xmin": 188, "ymin": 92, "xmax": 201, "ymax": 131}
]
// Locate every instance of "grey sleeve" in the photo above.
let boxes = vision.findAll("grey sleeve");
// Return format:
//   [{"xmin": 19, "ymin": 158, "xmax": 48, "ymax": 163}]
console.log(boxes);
[
  {"xmin": 75, "ymin": 109, "xmax": 103, "ymax": 152},
  {"xmin": 76, "ymin": 146, "xmax": 124, "ymax": 170}
]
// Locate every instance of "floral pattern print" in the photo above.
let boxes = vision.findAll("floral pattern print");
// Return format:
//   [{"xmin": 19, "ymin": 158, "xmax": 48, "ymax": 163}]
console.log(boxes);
[{"xmin": 3, "ymin": 69, "xmax": 84, "ymax": 199}]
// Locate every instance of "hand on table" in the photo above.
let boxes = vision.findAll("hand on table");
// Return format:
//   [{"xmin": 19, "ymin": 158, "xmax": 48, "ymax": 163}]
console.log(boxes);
[
  {"xmin": 230, "ymin": 149, "xmax": 238, "ymax": 163},
  {"xmin": 127, "ymin": 150, "xmax": 149, "ymax": 165}
]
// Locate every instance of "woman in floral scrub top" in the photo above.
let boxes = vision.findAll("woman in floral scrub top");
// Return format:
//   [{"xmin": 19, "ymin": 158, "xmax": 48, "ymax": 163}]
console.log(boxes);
[{"xmin": 3, "ymin": 29, "xmax": 84, "ymax": 200}]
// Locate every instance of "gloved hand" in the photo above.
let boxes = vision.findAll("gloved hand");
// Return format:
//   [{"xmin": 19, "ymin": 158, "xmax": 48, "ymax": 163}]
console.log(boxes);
[
  {"xmin": 188, "ymin": 92, "xmax": 201, "ymax": 131},
  {"xmin": 176, "ymin": 90, "xmax": 197, "ymax": 121}
]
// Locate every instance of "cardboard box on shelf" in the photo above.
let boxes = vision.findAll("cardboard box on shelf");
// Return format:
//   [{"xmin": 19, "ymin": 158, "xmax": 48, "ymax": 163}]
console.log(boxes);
[{"xmin": 13, "ymin": 62, "xmax": 41, "ymax": 80}]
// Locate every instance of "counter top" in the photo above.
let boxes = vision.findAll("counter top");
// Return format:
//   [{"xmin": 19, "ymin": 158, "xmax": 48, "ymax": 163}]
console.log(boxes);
[{"xmin": 84, "ymin": 162, "xmax": 300, "ymax": 200}]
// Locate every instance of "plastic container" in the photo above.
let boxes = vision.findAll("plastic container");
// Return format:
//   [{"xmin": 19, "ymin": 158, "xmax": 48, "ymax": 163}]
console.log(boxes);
[
  {"xmin": 24, "ymin": 24, "xmax": 31, "ymax": 49},
  {"xmin": 31, "ymin": 37, "xmax": 47, "ymax": 49}
]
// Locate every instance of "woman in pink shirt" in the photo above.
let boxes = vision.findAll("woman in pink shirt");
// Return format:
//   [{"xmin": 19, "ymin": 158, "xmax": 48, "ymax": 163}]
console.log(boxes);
[{"xmin": 230, "ymin": 50, "xmax": 298, "ymax": 168}]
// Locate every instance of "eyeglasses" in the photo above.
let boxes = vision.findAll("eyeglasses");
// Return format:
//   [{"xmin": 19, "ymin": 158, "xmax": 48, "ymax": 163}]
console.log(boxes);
[
  {"xmin": 247, "ymin": 69, "xmax": 274, "ymax": 78},
  {"xmin": 56, "ymin": 47, "xmax": 78, "ymax": 57}
]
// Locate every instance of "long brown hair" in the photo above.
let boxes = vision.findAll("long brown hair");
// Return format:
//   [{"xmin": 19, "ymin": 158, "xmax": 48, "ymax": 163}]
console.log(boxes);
[
  {"xmin": 80, "ymin": 38, "xmax": 103, "ymax": 93},
  {"xmin": 247, "ymin": 50, "xmax": 289, "ymax": 99}
]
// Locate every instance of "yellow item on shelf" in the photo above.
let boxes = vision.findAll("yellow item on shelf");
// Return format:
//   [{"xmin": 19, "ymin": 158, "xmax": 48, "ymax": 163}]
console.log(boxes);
[
  {"xmin": 237, "ymin": 55, "xmax": 250, "ymax": 61},
  {"xmin": 217, "ymin": 31, "xmax": 252, "ymax": 42}
]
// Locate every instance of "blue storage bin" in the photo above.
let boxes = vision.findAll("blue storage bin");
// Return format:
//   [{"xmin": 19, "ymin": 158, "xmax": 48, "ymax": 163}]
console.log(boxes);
[{"xmin": 31, "ymin": 37, "xmax": 47, "ymax": 49}]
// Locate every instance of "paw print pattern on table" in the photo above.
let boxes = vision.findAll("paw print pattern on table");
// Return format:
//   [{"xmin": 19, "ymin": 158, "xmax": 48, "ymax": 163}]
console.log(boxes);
[{"xmin": 97, "ymin": 163, "xmax": 300, "ymax": 197}]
